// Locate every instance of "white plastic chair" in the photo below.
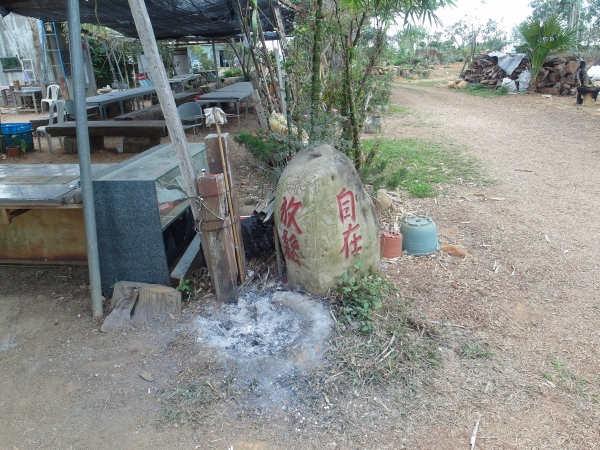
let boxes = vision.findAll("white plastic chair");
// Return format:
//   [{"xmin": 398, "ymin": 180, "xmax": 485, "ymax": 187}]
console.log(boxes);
[
  {"xmin": 36, "ymin": 99, "xmax": 66, "ymax": 153},
  {"xmin": 40, "ymin": 84, "xmax": 60, "ymax": 112},
  {"xmin": 177, "ymin": 102, "xmax": 204, "ymax": 140}
]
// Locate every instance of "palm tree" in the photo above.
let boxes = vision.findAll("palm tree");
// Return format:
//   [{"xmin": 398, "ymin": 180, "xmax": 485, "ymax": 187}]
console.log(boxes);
[{"xmin": 518, "ymin": 14, "xmax": 576, "ymax": 91}]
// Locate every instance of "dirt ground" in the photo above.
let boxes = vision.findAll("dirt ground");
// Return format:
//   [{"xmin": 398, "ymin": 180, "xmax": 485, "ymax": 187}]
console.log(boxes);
[{"xmin": 1, "ymin": 67, "xmax": 600, "ymax": 449}]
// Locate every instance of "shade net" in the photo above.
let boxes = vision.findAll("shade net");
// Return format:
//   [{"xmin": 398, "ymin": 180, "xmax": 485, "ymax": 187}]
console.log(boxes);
[{"xmin": 0, "ymin": 0, "xmax": 290, "ymax": 40}]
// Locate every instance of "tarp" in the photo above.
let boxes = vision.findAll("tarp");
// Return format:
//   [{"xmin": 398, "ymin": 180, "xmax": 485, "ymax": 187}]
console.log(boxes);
[
  {"xmin": 487, "ymin": 52, "xmax": 528, "ymax": 76},
  {"xmin": 0, "ymin": 0, "xmax": 291, "ymax": 40}
]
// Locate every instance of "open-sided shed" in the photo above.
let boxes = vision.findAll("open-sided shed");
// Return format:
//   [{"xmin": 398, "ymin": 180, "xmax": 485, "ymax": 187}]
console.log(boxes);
[{"xmin": 0, "ymin": 0, "xmax": 288, "ymax": 318}]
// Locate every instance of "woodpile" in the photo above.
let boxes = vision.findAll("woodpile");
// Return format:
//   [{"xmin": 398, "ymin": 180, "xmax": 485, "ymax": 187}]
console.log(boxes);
[
  {"xmin": 461, "ymin": 52, "xmax": 582, "ymax": 95},
  {"xmin": 461, "ymin": 52, "xmax": 527, "ymax": 88},
  {"xmin": 535, "ymin": 54, "xmax": 581, "ymax": 96}
]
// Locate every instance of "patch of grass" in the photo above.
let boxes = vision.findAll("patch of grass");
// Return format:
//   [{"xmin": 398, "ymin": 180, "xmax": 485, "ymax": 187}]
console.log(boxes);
[
  {"xmin": 324, "ymin": 292, "xmax": 442, "ymax": 390},
  {"xmin": 360, "ymin": 137, "xmax": 484, "ymax": 196},
  {"xmin": 388, "ymin": 105, "xmax": 411, "ymax": 116},
  {"xmin": 460, "ymin": 341, "xmax": 494, "ymax": 359},
  {"xmin": 462, "ymin": 83, "xmax": 507, "ymax": 98},
  {"xmin": 233, "ymin": 129, "xmax": 282, "ymax": 163},
  {"xmin": 160, "ymin": 358, "xmax": 238, "ymax": 427},
  {"xmin": 544, "ymin": 357, "xmax": 594, "ymax": 397}
]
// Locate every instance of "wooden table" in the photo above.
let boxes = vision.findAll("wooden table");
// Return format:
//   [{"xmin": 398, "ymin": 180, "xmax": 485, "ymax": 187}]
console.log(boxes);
[
  {"xmin": 195, "ymin": 82, "xmax": 254, "ymax": 130},
  {"xmin": 0, "ymin": 163, "xmax": 112, "ymax": 263},
  {"xmin": 85, "ymin": 87, "xmax": 156, "ymax": 120},
  {"xmin": 168, "ymin": 74, "xmax": 199, "ymax": 93},
  {"xmin": 13, "ymin": 87, "xmax": 42, "ymax": 114},
  {"xmin": 45, "ymin": 120, "xmax": 169, "ymax": 137},
  {"xmin": 44, "ymin": 120, "xmax": 169, "ymax": 154}
]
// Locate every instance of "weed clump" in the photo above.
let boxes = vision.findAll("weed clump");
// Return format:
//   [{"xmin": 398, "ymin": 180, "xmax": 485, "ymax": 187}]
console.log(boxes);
[{"xmin": 335, "ymin": 262, "xmax": 391, "ymax": 334}]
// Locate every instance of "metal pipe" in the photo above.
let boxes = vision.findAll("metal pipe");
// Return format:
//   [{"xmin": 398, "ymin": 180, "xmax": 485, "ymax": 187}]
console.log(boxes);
[
  {"xmin": 211, "ymin": 38, "xmax": 221, "ymax": 89},
  {"xmin": 67, "ymin": 0, "xmax": 104, "ymax": 319}
]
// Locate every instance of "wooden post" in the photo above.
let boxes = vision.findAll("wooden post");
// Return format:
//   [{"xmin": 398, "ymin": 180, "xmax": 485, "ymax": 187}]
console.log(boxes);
[
  {"xmin": 274, "ymin": 48, "xmax": 286, "ymax": 118},
  {"xmin": 205, "ymin": 133, "xmax": 246, "ymax": 281},
  {"xmin": 211, "ymin": 39, "xmax": 221, "ymax": 90},
  {"xmin": 198, "ymin": 174, "xmax": 238, "ymax": 303},
  {"xmin": 257, "ymin": 19, "xmax": 279, "ymax": 112},
  {"xmin": 251, "ymin": 89, "xmax": 269, "ymax": 129},
  {"xmin": 127, "ymin": 0, "xmax": 201, "ymax": 225}
]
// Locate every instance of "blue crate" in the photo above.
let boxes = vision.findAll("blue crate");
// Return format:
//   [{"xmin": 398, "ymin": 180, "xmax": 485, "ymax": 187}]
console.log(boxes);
[
  {"xmin": 3, "ymin": 130, "xmax": 34, "ymax": 152},
  {"xmin": 1, "ymin": 122, "xmax": 31, "ymax": 135}
]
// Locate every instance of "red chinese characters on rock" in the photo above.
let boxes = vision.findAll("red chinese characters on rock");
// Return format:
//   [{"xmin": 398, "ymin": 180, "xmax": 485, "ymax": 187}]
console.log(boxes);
[
  {"xmin": 337, "ymin": 188, "xmax": 363, "ymax": 259},
  {"xmin": 280, "ymin": 196, "xmax": 303, "ymax": 265}
]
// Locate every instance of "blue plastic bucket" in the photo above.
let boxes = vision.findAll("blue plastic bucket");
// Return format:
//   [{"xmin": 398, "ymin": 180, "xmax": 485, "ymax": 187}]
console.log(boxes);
[{"xmin": 400, "ymin": 215, "xmax": 441, "ymax": 256}]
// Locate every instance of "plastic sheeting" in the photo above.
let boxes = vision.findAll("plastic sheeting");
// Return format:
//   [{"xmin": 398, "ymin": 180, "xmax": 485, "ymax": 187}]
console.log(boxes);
[
  {"xmin": 241, "ymin": 215, "xmax": 274, "ymax": 258},
  {"xmin": 488, "ymin": 52, "xmax": 528, "ymax": 76},
  {"xmin": 0, "ymin": 0, "xmax": 290, "ymax": 40}
]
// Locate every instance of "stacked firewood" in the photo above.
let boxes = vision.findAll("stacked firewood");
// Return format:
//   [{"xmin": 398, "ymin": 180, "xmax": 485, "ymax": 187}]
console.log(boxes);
[
  {"xmin": 535, "ymin": 54, "xmax": 581, "ymax": 96},
  {"xmin": 461, "ymin": 52, "xmax": 528, "ymax": 88},
  {"xmin": 461, "ymin": 52, "xmax": 582, "ymax": 95}
]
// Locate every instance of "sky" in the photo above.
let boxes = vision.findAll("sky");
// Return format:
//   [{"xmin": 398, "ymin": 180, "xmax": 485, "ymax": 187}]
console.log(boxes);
[{"xmin": 428, "ymin": 0, "xmax": 533, "ymax": 34}]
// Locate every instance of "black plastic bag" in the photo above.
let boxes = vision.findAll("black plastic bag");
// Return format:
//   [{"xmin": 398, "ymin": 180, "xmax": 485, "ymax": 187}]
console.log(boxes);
[{"xmin": 241, "ymin": 215, "xmax": 274, "ymax": 258}]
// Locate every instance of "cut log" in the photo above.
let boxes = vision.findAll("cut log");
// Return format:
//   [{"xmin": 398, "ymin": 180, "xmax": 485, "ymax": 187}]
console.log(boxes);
[
  {"xmin": 130, "ymin": 285, "xmax": 181, "ymax": 324},
  {"xmin": 548, "ymin": 72, "xmax": 560, "ymax": 82},
  {"xmin": 564, "ymin": 73, "xmax": 576, "ymax": 85},
  {"xmin": 565, "ymin": 60, "xmax": 579, "ymax": 74},
  {"xmin": 101, "ymin": 281, "xmax": 181, "ymax": 331}
]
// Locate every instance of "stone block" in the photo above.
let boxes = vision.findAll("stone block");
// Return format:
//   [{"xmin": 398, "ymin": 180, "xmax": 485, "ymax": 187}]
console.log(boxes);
[
  {"xmin": 63, "ymin": 135, "xmax": 103, "ymax": 154},
  {"xmin": 123, "ymin": 136, "xmax": 161, "ymax": 153},
  {"xmin": 275, "ymin": 144, "xmax": 380, "ymax": 296}
]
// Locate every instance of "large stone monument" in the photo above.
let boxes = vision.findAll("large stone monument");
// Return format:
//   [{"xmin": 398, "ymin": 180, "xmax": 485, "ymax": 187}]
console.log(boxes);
[{"xmin": 275, "ymin": 144, "xmax": 380, "ymax": 296}]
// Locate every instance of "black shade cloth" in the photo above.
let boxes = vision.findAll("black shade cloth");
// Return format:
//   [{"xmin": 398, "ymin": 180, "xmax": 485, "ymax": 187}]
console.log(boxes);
[{"xmin": 0, "ymin": 0, "xmax": 291, "ymax": 40}]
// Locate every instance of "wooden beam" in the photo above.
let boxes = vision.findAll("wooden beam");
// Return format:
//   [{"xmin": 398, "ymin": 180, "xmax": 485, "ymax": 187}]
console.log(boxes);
[
  {"xmin": 198, "ymin": 174, "xmax": 238, "ymax": 303},
  {"xmin": 127, "ymin": 0, "xmax": 201, "ymax": 227},
  {"xmin": 1, "ymin": 208, "xmax": 31, "ymax": 225}
]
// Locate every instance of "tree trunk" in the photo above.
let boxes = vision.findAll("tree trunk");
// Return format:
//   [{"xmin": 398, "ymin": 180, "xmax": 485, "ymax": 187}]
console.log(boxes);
[{"xmin": 310, "ymin": 0, "xmax": 324, "ymax": 131}]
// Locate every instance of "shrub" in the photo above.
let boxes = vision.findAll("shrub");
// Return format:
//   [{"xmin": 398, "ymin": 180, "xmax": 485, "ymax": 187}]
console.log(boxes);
[
  {"xmin": 233, "ymin": 129, "xmax": 283, "ymax": 164},
  {"xmin": 223, "ymin": 68, "xmax": 243, "ymax": 78}
]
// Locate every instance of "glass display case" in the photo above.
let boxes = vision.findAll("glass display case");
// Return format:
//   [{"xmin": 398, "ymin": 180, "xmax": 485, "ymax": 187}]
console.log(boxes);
[{"xmin": 93, "ymin": 143, "xmax": 208, "ymax": 296}]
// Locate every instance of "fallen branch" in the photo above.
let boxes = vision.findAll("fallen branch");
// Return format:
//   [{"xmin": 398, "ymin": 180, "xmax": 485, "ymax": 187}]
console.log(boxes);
[
  {"xmin": 470, "ymin": 419, "xmax": 480, "ymax": 450},
  {"xmin": 428, "ymin": 320, "xmax": 468, "ymax": 329}
]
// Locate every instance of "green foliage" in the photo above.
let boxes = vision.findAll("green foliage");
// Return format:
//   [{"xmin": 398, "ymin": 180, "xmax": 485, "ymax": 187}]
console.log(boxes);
[
  {"xmin": 463, "ymin": 83, "xmax": 508, "ymax": 97},
  {"xmin": 176, "ymin": 279, "xmax": 192, "ymax": 300},
  {"xmin": 83, "ymin": 24, "xmax": 175, "ymax": 87},
  {"xmin": 326, "ymin": 291, "xmax": 442, "ymax": 389},
  {"xmin": 222, "ymin": 68, "xmax": 243, "ymax": 78},
  {"xmin": 234, "ymin": 129, "xmax": 284, "ymax": 164},
  {"xmin": 460, "ymin": 341, "xmax": 494, "ymax": 359},
  {"xmin": 543, "ymin": 357, "xmax": 594, "ymax": 397},
  {"xmin": 191, "ymin": 46, "xmax": 216, "ymax": 71},
  {"xmin": 518, "ymin": 15, "xmax": 576, "ymax": 85},
  {"xmin": 336, "ymin": 262, "xmax": 392, "ymax": 334},
  {"xmin": 360, "ymin": 137, "xmax": 483, "ymax": 196},
  {"xmin": 0, "ymin": 56, "xmax": 21, "ymax": 71}
]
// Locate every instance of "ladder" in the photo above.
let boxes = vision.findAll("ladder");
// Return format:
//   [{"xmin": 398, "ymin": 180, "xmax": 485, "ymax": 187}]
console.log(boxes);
[{"xmin": 40, "ymin": 21, "xmax": 69, "ymax": 83}]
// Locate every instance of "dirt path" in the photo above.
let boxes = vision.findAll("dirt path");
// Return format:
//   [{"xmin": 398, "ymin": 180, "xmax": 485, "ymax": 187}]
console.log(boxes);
[
  {"xmin": 1, "ymin": 76, "xmax": 600, "ymax": 449},
  {"xmin": 381, "ymin": 80, "xmax": 600, "ymax": 449}
]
